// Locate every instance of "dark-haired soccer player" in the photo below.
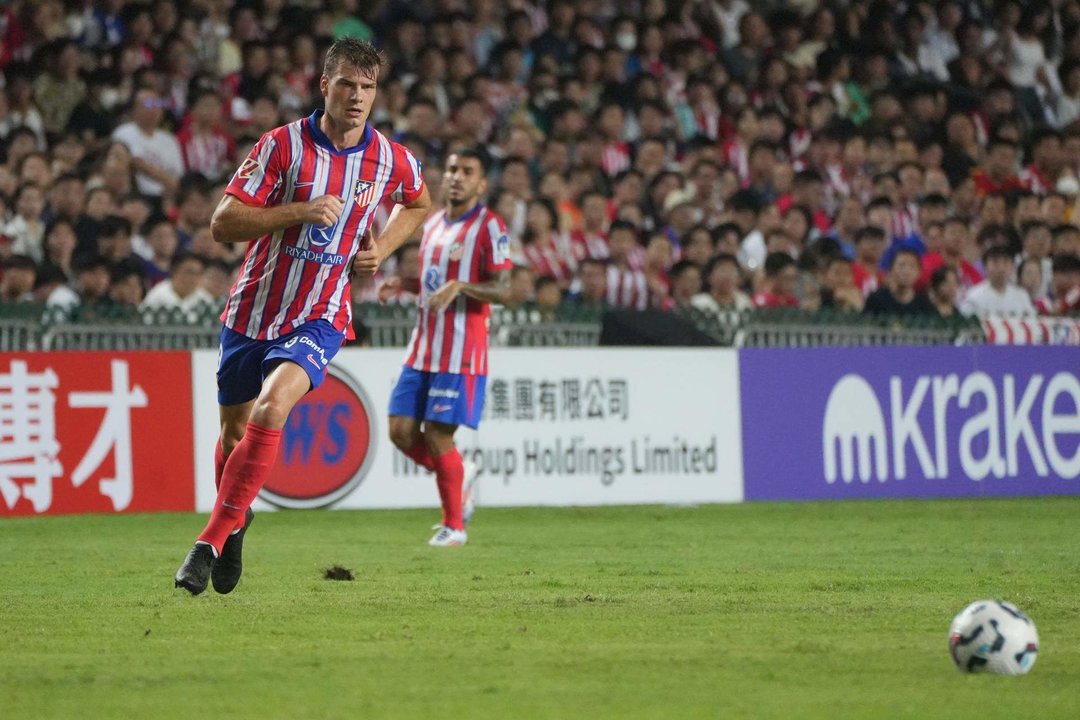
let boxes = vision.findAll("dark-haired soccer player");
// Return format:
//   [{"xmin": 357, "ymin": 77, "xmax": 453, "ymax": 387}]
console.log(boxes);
[
  {"xmin": 385, "ymin": 149, "xmax": 512, "ymax": 546},
  {"xmin": 174, "ymin": 37, "xmax": 432, "ymax": 595}
]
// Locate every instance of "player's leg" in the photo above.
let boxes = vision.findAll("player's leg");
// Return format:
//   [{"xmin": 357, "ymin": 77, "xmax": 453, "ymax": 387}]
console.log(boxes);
[
  {"xmin": 199, "ymin": 361, "xmax": 309, "ymax": 550},
  {"xmin": 388, "ymin": 367, "xmax": 436, "ymax": 470},
  {"xmin": 423, "ymin": 420, "xmax": 468, "ymax": 546},
  {"xmin": 175, "ymin": 362, "xmax": 309, "ymax": 595},
  {"xmin": 209, "ymin": 399, "xmax": 257, "ymax": 595}
]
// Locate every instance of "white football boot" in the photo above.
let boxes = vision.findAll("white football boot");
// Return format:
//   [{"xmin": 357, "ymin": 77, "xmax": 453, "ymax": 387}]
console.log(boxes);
[{"xmin": 428, "ymin": 525, "xmax": 468, "ymax": 547}]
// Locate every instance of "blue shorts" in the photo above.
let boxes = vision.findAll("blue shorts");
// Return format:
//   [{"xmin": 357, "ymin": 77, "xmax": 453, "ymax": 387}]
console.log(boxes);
[
  {"xmin": 388, "ymin": 366, "xmax": 487, "ymax": 429},
  {"xmin": 217, "ymin": 320, "xmax": 345, "ymax": 406}
]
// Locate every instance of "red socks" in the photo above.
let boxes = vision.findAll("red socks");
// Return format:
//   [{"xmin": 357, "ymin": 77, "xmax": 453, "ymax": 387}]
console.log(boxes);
[
  {"xmin": 433, "ymin": 448, "xmax": 464, "ymax": 530},
  {"xmin": 404, "ymin": 439, "xmax": 436, "ymax": 471},
  {"xmin": 198, "ymin": 422, "xmax": 282, "ymax": 554},
  {"xmin": 214, "ymin": 437, "xmax": 225, "ymax": 489}
]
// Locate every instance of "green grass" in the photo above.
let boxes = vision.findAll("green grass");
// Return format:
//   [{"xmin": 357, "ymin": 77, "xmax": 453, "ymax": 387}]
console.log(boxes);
[{"xmin": 1, "ymin": 499, "xmax": 1079, "ymax": 719}]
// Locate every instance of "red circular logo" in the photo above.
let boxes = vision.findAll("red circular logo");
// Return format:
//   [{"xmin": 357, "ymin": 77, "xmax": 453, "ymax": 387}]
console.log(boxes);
[{"xmin": 259, "ymin": 365, "xmax": 376, "ymax": 509}]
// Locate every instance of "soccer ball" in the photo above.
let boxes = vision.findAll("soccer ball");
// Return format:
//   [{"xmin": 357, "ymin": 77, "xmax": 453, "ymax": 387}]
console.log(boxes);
[{"xmin": 948, "ymin": 600, "xmax": 1039, "ymax": 675}]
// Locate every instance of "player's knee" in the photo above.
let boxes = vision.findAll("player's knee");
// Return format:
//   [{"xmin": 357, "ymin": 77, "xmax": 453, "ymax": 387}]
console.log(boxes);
[
  {"xmin": 387, "ymin": 421, "xmax": 414, "ymax": 451},
  {"xmin": 220, "ymin": 431, "xmax": 243, "ymax": 458},
  {"xmin": 250, "ymin": 396, "xmax": 291, "ymax": 429}
]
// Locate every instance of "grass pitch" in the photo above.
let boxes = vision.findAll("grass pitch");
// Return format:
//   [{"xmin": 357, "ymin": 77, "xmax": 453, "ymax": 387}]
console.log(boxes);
[{"xmin": 1, "ymin": 498, "xmax": 1078, "ymax": 719}]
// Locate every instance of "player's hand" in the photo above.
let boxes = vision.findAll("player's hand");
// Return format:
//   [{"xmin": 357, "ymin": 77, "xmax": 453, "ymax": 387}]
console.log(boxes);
[
  {"xmin": 426, "ymin": 280, "xmax": 462, "ymax": 311},
  {"xmin": 376, "ymin": 276, "xmax": 401, "ymax": 303},
  {"xmin": 352, "ymin": 227, "xmax": 381, "ymax": 277},
  {"xmin": 305, "ymin": 195, "xmax": 345, "ymax": 227}
]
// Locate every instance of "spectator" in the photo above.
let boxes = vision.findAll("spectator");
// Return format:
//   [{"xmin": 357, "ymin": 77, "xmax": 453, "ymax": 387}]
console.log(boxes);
[
  {"xmin": 108, "ymin": 258, "xmax": 146, "ymax": 308},
  {"xmin": 522, "ymin": 198, "xmax": 575, "ymax": 286},
  {"xmin": 45, "ymin": 172, "xmax": 86, "ymax": 227},
  {"xmin": 1016, "ymin": 220, "xmax": 1053, "ymax": 298},
  {"xmin": 177, "ymin": 89, "xmax": 236, "ymax": 182},
  {"xmin": 41, "ymin": 219, "xmax": 77, "ymax": 280},
  {"xmin": 604, "ymin": 221, "xmax": 649, "ymax": 310},
  {"xmin": 692, "ymin": 253, "xmax": 752, "ymax": 312},
  {"xmin": 962, "ymin": 246, "xmax": 1036, "ymax": 317},
  {"xmin": 0, "ymin": 255, "xmax": 37, "ymax": 302},
  {"xmin": 503, "ymin": 265, "xmax": 537, "ymax": 310},
  {"xmin": 563, "ymin": 258, "xmax": 607, "ymax": 311},
  {"xmin": 141, "ymin": 251, "xmax": 214, "ymax": 318},
  {"xmin": 74, "ymin": 186, "xmax": 116, "ymax": 258},
  {"xmin": 681, "ymin": 225, "xmax": 715, "ymax": 270},
  {"xmin": 1020, "ymin": 128, "xmax": 1065, "ymax": 195},
  {"xmin": 918, "ymin": 218, "xmax": 985, "ymax": 295},
  {"xmin": 46, "ymin": 253, "xmax": 111, "ymax": 316},
  {"xmin": 6, "ymin": 183, "xmax": 46, "ymax": 263},
  {"xmin": 851, "ymin": 225, "xmax": 887, "ymax": 297},
  {"xmin": 668, "ymin": 260, "xmax": 702, "ymax": 308},
  {"xmin": 753, "ymin": 252, "xmax": 799, "ymax": 308},
  {"xmin": 972, "ymin": 136, "xmax": 1024, "ymax": 197},
  {"xmin": 929, "ymin": 265, "xmax": 961, "ymax": 318},
  {"xmin": 142, "ymin": 218, "xmax": 179, "ymax": 287},
  {"xmin": 111, "ymin": 87, "xmax": 185, "ymax": 198},
  {"xmin": 534, "ymin": 275, "xmax": 563, "ymax": 320},
  {"xmin": 201, "ymin": 258, "xmax": 233, "ymax": 304},
  {"xmin": 33, "ymin": 39, "xmax": 86, "ymax": 135},
  {"xmin": 1017, "ymin": 257, "xmax": 1047, "ymax": 308},
  {"xmin": 819, "ymin": 256, "xmax": 864, "ymax": 313},
  {"xmin": 1036, "ymin": 254, "xmax": 1080, "ymax": 315},
  {"xmin": 864, "ymin": 249, "xmax": 936, "ymax": 317},
  {"xmin": 96, "ymin": 215, "xmax": 136, "ymax": 265}
]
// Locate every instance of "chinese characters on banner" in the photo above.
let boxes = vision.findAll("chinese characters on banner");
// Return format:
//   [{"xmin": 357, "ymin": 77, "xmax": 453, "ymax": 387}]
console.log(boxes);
[
  {"xmin": 0, "ymin": 353, "xmax": 195, "ymax": 516},
  {"xmin": 485, "ymin": 378, "xmax": 629, "ymax": 422}
]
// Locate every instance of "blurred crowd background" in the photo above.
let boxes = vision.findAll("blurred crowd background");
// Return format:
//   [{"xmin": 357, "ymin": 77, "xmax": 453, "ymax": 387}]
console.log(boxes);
[{"xmin": 0, "ymin": 0, "xmax": 1078, "ymax": 325}]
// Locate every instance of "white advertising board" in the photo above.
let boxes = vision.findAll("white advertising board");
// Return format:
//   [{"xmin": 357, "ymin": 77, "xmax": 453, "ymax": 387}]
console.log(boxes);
[{"xmin": 192, "ymin": 348, "xmax": 744, "ymax": 512}]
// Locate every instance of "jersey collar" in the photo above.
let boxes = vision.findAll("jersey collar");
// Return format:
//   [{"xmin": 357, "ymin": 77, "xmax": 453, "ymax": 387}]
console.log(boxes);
[
  {"xmin": 305, "ymin": 110, "xmax": 373, "ymax": 155},
  {"xmin": 444, "ymin": 202, "xmax": 483, "ymax": 225}
]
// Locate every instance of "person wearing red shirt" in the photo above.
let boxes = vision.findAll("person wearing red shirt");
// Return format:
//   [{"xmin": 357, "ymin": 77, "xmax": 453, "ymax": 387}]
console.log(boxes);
[
  {"xmin": 753, "ymin": 252, "xmax": 800, "ymax": 308},
  {"xmin": 852, "ymin": 225, "xmax": 887, "ymax": 297},
  {"xmin": 918, "ymin": 217, "xmax": 985, "ymax": 294},
  {"xmin": 972, "ymin": 136, "xmax": 1024, "ymax": 196},
  {"xmin": 177, "ymin": 89, "xmax": 236, "ymax": 182},
  {"xmin": 1019, "ymin": 128, "xmax": 1064, "ymax": 195}
]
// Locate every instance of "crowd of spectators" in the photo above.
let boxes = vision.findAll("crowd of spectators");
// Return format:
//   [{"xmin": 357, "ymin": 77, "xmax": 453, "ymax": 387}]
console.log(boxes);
[{"xmin": 0, "ymin": 0, "xmax": 1078, "ymax": 326}]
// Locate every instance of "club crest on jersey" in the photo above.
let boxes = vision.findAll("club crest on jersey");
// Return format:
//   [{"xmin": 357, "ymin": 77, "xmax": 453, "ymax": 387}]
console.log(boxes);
[
  {"xmin": 237, "ymin": 157, "xmax": 262, "ymax": 179},
  {"xmin": 354, "ymin": 179, "xmax": 377, "ymax": 207},
  {"xmin": 494, "ymin": 233, "xmax": 510, "ymax": 264},
  {"xmin": 448, "ymin": 241, "xmax": 465, "ymax": 262}
]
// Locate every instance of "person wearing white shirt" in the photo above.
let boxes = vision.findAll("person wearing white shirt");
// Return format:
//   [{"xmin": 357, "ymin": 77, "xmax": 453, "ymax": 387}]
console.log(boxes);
[
  {"xmin": 961, "ymin": 246, "xmax": 1036, "ymax": 317},
  {"xmin": 691, "ymin": 253, "xmax": 753, "ymax": 313},
  {"xmin": 111, "ymin": 88, "xmax": 184, "ymax": 197},
  {"xmin": 141, "ymin": 252, "xmax": 215, "ymax": 320}
]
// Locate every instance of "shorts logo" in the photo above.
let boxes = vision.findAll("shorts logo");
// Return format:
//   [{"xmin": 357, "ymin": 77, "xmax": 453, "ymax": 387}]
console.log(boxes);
[
  {"xmin": 296, "ymin": 335, "xmax": 328, "ymax": 365},
  {"xmin": 354, "ymin": 179, "xmax": 377, "ymax": 207},
  {"xmin": 259, "ymin": 365, "xmax": 376, "ymax": 510},
  {"xmin": 424, "ymin": 267, "xmax": 442, "ymax": 294},
  {"xmin": 237, "ymin": 157, "xmax": 262, "ymax": 180},
  {"xmin": 284, "ymin": 337, "xmax": 299, "ymax": 348},
  {"xmin": 432, "ymin": 403, "xmax": 453, "ymax": 413}
]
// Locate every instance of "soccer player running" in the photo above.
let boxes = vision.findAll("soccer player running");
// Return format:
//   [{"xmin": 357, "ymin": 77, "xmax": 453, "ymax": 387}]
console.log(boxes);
[
  {"xmin": 174, "ymin": 38, "xmax": 431, "ymax": 595},
  {"xmin": 384, "ymin": 149, "xmax": 512, "ymax": 546}
]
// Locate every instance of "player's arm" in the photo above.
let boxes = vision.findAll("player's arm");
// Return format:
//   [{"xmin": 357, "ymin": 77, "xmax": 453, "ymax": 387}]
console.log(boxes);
[
  {"xmin": 210, "ymin": 193, "xmax": 344, "ymax": 244},
  {"xmin": 427, "ymin": 269, "xmax": 512, "ymax": 311},
  {"xmin": 353, "ymin": 185, "xmax": 432, "ymax": 275}
]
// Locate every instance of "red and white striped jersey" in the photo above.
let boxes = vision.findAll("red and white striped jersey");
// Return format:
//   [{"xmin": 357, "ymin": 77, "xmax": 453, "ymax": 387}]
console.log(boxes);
[
  {"xmin": 221, "ymin": 111, "xmax": 425, "ymax": 339},
  {"xmin": 606, "ymin": 265, "xmax": 649, "ymax": 310},
  {"xmin": 523, "ymin": 232, "xmax": 577, "ymax": 284},
  {"xmin": 403, "ymin": 204, "xmax": 512, "ymax": 376}
]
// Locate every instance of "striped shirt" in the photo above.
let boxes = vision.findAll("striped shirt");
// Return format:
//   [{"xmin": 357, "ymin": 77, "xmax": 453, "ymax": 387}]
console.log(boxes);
[
  {"xmin": 221, "ymin": 111, "xmax": 424, "ymax": 340},
  {"xmin": 403, "ymin": 204, "xmax": 512, "ymax": 375}
]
